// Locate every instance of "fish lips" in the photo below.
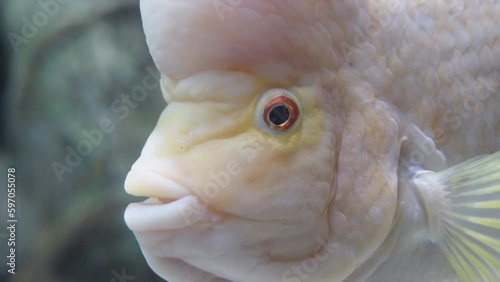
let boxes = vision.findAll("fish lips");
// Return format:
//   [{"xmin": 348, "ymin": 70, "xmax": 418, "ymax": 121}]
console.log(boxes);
[
  {"xmin": 124, "ymin": 196, "xmax": 208, "ymax": 232},
  {"xmin": 125, "ymin": 170, "xmax": 192, "ymax": 200},
  {"xmin": 124, "ymin": 170, "xmax": 209, "ymax": 232}
]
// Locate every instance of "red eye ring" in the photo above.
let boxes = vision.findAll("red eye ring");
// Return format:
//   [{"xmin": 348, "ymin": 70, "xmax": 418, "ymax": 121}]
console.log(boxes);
[{"xmin": 263, "ymin": 96, "xmax": 300, "ymax": 132}]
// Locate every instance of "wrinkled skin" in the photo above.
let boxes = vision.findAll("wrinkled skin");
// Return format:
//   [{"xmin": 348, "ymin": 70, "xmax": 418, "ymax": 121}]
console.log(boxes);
[{"xmin": 124, "ymin": 1, "xmax": 500, "ymax": 281}]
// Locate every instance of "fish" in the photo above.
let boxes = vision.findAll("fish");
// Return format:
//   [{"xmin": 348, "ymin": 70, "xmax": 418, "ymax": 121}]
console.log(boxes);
[{"xmin": 123, "ymin": 0, "xmax": 500, "ymax": 281}]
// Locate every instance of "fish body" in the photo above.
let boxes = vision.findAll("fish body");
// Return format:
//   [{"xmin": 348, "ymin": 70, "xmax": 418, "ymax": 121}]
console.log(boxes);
[{"xmin": 124, "ymin": 1, "xmax": 500, "ymax": 281}]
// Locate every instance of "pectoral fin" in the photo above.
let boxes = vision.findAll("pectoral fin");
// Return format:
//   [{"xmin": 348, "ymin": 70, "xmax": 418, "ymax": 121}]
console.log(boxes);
[{"xmin": 414, "ymin": 151, "xmax": 500, "ymax": 282}]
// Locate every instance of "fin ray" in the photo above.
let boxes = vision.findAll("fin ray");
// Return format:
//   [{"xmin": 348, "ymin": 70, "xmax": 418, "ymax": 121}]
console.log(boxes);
[
  {"xmin": 445, "ymin": 221, "xmax": 500, "ymax": 270},
  {"xmin": 443, "ymin": 232, "xmax": 482, "ymax": 281},
  {"xmin": 416, "ymin": 151, "xmax": 500, "ymax": 282}
]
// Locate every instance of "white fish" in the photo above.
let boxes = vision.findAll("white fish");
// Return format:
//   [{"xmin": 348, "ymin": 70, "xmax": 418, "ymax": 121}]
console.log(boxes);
[{"xmin": 124, "ymin": 0, "xmax": 500, "ymax": 281}]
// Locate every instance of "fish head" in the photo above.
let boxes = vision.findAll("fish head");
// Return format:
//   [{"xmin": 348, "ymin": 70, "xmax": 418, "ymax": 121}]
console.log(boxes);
[{"xmin": 125, "ymin": 0, "xmax": 404, "ymax": 281}]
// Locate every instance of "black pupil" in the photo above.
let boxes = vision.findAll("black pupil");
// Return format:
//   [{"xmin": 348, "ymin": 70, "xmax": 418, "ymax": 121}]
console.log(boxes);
[{"xmin": 269, "ymin": 104, "xmax": 290, "ymax": 126}]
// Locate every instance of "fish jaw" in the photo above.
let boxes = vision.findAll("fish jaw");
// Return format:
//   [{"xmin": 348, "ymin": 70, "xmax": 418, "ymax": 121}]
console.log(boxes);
[
  {"xmin": 124, "ymin": 166, "xmax": 354, "ymax": 282},
  {"xmin": 123, "ymin": 148, "xmax": 350, "ymax": 282},
  {"xmin": 126, "ymin": 205, "xmax": 356, "ymax": 282}
]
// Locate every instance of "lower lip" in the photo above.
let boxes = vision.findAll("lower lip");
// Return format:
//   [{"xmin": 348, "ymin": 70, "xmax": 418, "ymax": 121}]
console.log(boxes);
[{"xmin": 124, "ymin": 195, "xmax": 206, "ymax": 232}]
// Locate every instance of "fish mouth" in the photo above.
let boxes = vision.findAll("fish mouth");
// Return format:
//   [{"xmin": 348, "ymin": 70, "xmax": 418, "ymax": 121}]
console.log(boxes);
[{"xmin": 124, "ymin": 169, "xmax": 208, "ymax": 232}]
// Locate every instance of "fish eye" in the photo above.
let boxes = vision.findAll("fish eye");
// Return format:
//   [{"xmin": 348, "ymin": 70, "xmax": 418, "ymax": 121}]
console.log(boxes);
[{"xmin": 255, "ymin": 89, "xmax": 301, "ymax": 134}]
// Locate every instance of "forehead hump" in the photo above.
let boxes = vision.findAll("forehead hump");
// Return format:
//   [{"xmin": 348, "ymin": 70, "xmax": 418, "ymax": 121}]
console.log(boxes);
[{"xmin": 140, "ymin": 0, "xmax": 352, "ymax": 80}]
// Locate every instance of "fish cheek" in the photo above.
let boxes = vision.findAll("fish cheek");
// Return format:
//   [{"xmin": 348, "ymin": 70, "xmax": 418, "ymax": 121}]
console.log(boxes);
[
  {"xmin": 180, "ymin": 132, "xmax": 314, "ymax": 221},
  {"xmin": 169, "ymin": 133, "xmax": 267, "ymax": 211},
  {"xmin": 235, "ymin": 134, "xmax": 268, "ymax": 162}
]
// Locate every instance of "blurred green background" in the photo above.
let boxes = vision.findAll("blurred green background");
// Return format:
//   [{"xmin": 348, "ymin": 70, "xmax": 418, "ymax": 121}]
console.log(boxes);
[{"xmin": 1, "ymin": 0, "xmax": 165, "ymax": 281}]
